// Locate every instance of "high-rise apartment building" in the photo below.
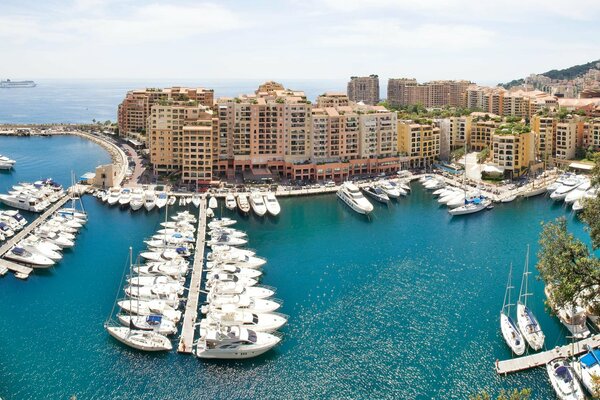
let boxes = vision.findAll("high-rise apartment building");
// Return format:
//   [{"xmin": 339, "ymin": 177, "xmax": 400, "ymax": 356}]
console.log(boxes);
[
  {"xmin": 531, "ymin": 115, "xmax": 556, "ymax": 161},
  {"xmin": 347, "ymin": 75, "xmax": 380, "ymax": 105},
  {"xmin": 470, "ymin": 114, "xmax": 501, "ymax": 151},
  {"xmin": 491, "ymin": 124, "xmax": 534, "ymax": 178},
  {"xmin": 148, "ymin": 101, "xmax": 217, "ymax": 184},
  {"xmin": 118, "ymin": 87, "xmax": 214, "ymax": 144},
  {"xmin": 387, "ymin": 79, "xmax": 470, "ymax": 108},
  {"xmin": 397, "ymin": 121, "xmax": 441, "ymax": 168}
]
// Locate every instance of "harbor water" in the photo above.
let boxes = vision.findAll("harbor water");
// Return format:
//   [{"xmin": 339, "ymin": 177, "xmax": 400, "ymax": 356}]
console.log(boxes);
[{"xmin": 0, "ymin": 135, "xmax": 595, "ymax": 399}]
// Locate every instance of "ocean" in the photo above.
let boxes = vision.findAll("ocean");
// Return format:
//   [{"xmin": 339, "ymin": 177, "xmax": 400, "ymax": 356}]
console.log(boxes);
[
  {"xmin": 0, "ymin": 134, "xmax": 593, "ymax": 399},
  {"xmin": 0, "ymin": 79, "xmax": 348, "ymax": 125}
]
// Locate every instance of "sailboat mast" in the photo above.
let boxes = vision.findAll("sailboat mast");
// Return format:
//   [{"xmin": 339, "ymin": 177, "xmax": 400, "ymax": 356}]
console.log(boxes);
[
  {"xmin": 524, "ymin": 245, "xmax": 530, "ymax": 307},
  {"xmin": 502, "ymin": 263, "xmax": 513, "ymax": 313}
]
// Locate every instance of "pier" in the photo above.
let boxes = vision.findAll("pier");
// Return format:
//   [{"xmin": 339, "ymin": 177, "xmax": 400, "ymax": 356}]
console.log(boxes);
[
  {"xmin": 496, "ymin": 334, "xmax": 600, "ymax": 375},
  {"xmin": 177, "ymin": 197, "xmax": 207, "ymax": 354},
  {"xmin": 0, "ymin": 190, "xmax": 73, "ymax": 278}
]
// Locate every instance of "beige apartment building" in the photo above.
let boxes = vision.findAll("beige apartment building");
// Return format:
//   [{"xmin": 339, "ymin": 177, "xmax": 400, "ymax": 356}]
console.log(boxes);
[
  {"xmin": 387, "ymin": 79, "xmax": 470, "ymax": 108},
  {"xmin": 491, "ymin": 125, "xmax": 534, "ymax": 178},
  {"xmin": 531, "ymin": 115, "xmax": 556, "ymax": 161},
  {"xmin": 398, "ymin": 121, "xmax": 441, "ymax": 168},
  {"xmin": 148, "ymin": 101, "xmax": 217, "ymax": 184},
  {"xmin": 554, "ymin": 121, "xmax": 579, "ymax": 160},
  {"xmin": 118, "ymin": 87, "xmax": 214, "ymax": 144},
  {"xmin": 469, "ymin": 114, "xmax": 501, "ymax": 151},
  {"xmin": 448, "ymin": 115, "xmax": 472, "ymax": 150},
  {"xmin": 347, "ymin": 75, "xmax": 380, "ymax": 105}
]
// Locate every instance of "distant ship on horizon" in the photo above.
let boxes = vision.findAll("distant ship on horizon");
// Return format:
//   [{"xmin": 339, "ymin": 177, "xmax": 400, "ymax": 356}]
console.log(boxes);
[{"xmin": 0, "ymin": 79, "xmax": 36, "ymax": 88}]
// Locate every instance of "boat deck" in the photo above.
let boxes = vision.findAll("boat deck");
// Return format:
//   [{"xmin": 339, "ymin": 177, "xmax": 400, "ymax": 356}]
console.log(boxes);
[
  {"xmin": 0, "ymin": 189, "xmax": 73, "ymax": 278},
  {"xmin": 177, "ymin": 198, "xmax": 206, "ymax": 354},
  {"xmin": 496, "ymin": 334, "xmax": 600, "ymax": 374}
]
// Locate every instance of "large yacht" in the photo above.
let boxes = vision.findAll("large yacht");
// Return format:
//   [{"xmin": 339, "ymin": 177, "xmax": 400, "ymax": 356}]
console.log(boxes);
[
  {"xmin": 0, "ymin": 192, "xmax": 50, "ymax": 212},
  {"xmin": 194, "ymin": 325, "xmax": 280, "ymax": 359},
  {"xmin": 572, "ymin": 347, "xmax": 600, "ymax": 398},
  {"xmin": 546, "ymin": 358, "xmax": 585, "ymax": 400},
  {"xmin": 336, "ymin": 182, "xmax": 374, "ymax": 215},
  {"xmin": 0, "ymin": 154, "xmax": 16, "ymax": 169},
  {"xmin": 105, "ymin": 325, "xmax": 172, "ymax": 352},
  {"xmin": 249, "ymin": 192, "xmax": 267, "ymax": 217},
  {"xmin": 263, "ymin": 192, "xmax": 281, "ymax": 216}
]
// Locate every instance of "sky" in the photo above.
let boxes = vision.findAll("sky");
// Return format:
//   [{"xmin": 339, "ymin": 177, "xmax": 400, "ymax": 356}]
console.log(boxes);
[{"xmin": 0, "ymin": 0, "xmax": 599, "ymax": 84}]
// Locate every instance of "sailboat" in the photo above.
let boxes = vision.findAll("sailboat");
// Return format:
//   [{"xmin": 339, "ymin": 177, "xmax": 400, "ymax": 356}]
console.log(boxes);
[
  {"xmin": 516, "ymin": 245, "xmax": 545, "ymax": 351},
  {"xmin": 104, "ymin": 248, "xmax": 173, "ymax": 351},
  {"xmin": 500, "ymin": 264, "xmax": 526, "ymax": 355}
]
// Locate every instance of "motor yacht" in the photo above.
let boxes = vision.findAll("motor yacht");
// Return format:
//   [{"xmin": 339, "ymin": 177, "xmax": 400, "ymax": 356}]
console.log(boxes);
[
  {"xmin": 5, "ymin": 246, "xmax": 55, "ymax": 267},
  {"xmin": 249, "ymin": 192, "xmax": 267, "ymax": 217},
  {"xmin": 19, "ymin": 237, "xmax": 63, "ymax": 261},
  {"xmin": 207, "ymin": 253, "xmax": 266, "ymax": 269},
  {"xmin": 236, "ymin": 194, "xmax": 251, "ymax": 215},
  {"xmin": 205, "ymin": 266, "xmax": 262, "ymax": 280},
  {"xmin": 0, "ymin": 222, "xmax": 15, "ymax": 237},
  {"xmin": 118, "ymin": 188, "xmax": 132, "ymax": 207},
  {"xmin": 130, "ymin": 188, "xmax": 144, "ymax": 211},
  {"xmin": 550, "ymin": 177, "xmax": 584, "ymax": 202},
  {"xmin": 128, "ymin": 275, "xmax": 184, "ymax": 287},
  {"xmin": 140, "ymin": 248, "xmax": 189, "ymax": 262},
  {"xmin": 207, "ymin": 246, "xmax": 256, "ymax": 261},
  {"xmin": 209, "ymin": 282, "xmax": 274, "ymax": 299},
  {"xmin": 546, "ymin": 358, "xmax": 585, "ymax": 400},
  {"xmin": 263, "ymin": 192, "xmax": 281, "ymax": 216},
  {"xmin": 34, "ymin": 229, "xmax": 75, "ymax": 248},
  {"xmin": 192, "ymin": 194, "xmax": 201, "ymax": 208},
  {"xmin": 2, "ymin": 210, "xmax": 27, "ymax": 228},
  {"xmin": 155, "ymin": 192, "xmax": 168, "ymax": 209},
  {"xmin": 208, "ymin": 218, "xmax": 237, "ymax": 229},
  {"xmin": 205, "ymin": 273, "xmax": 258, "ymax": 288},
  {"xmin": 0, "ymin": 192, "xmax": 49, "ymax": 212},
  {"xmin": 225, "ymin": 193, "xmax": 237, "ymax": 210},
  {"xmin": 337, "ymin": 182, "xmax": 374, "ymax": 215},
  {"xmin": 201, "ymin": 307, "xmax": 287, "ymax": 333},
  {"xmin": 208, "ymin": 228, "xmax": 246, "ymax": 238},
  {"xmin": 167, "ymin": 196, "xmax": 176, "ymax": 206},
  {"xmin": 362, "ymin": 185, "xmax": 390, "ymax": 203},
  {"xmin": 0, "ymin": 154, "xmax": 16, "ymax": 169},
  {"xmin": 194, "ymin": 325, "xmax": 280, "ymax": 359},
  {"xmin": 377, "ymin": 180, "xmax": 402, "ymax": 198},
  {"xmin": 208, "ymin": 196, "xmax": 218, "ymax": 209},
  {"xmin": 206, "ymin": 294, "xmax": 281, "ymax": 313},
  {"xmin": 118, "ymin": 299, "xmax": 182, "ymax": 323},
  {"xmin": 106, "ymin": 187, "xmax": 121, "ymax": 206},
  {"xmin": 565, "ymin": 180, "xmax": 591, "ymax": 205},
  {"xmin": 207, "ymin": 234, "xmax": 248, "ymax": 247}
]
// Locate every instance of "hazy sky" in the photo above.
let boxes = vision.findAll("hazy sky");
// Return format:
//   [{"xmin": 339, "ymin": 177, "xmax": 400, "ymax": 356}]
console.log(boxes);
[{"xmin": 1, "ymin": 0, "xmax": 599, "ymax": 84}]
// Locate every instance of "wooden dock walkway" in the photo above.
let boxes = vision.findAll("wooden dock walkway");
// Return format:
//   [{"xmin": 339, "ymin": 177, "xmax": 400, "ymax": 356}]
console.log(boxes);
[
  {"xmin": 0, "ymin": 191, "xmax": 73, "ymax": 278},
  {"xmin": 177, "ymin": 198, "xmax": 207, "ymax": 354},
  {"xmin": 496, "ymin": 334, "xmax": 600, "ymax": 375}
]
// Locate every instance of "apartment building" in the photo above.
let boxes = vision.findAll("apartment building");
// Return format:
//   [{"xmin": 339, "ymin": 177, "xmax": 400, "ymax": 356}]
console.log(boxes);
[
  {"xmin": 470, "ymin": 114, "xmax": 501, "ymax": 151},
  {"xmin": 387, "ymin": 79, "xmax": 470, "ymax": 108},
  {"xmin": 316, "ymin": 92, "xmax": 350, "ymax": 108},
  {"xmin": 531, "ymin": 115, "xmax": 556, "ymax": 161},
  {"xmin": 148, "ymin": 101, "xmax": 217, "ymax": 184},
  {"xmin": 491, "ymin": 124, "xmax": 534, "ymax": 178},
  {"xmin": 347, "ymin": 75, "xmax": 380, "ymax": 105},
  {"xmin": 555, "ymin": 121, "xmax": 579, "ymax": 160},
  {"xmin": 448, "ymin": 115, "xmax": 472, "ymax": 150},
  {"xmin": 398, "ymin": 121, "xmax": 441, "ymax": 168},
  {"xmin": 118, "ymin": 87, "xmax": 214, "ymax": 144}
]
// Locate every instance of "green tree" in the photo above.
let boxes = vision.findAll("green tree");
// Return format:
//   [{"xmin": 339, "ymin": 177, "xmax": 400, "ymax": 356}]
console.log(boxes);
[{"xmin": 470, "ymin": 388, "xmax": 531, "ymax": 400}]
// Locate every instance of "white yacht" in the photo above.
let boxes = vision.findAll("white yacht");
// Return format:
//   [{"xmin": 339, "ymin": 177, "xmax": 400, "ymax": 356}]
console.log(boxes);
[
  {"xmin": 263, "ymin": 192, "xmax": 281, "ymax": 216},
  {"xmin": 134, "ymin": 262, "xmax": 189, "ymax": 279},
  {"xmin": 118, "ymin": 299, "xmax": 182, "ymax": 323},
  {"xmin": 547, "ymin": 358, "xmax": 585, "ymax": 400},
  {"xmin": 206, "ymin": 266, "xmax": 262, "ymax": 280},
  {"xmin": 128, "ymin": 275, "xmax": 184, "ymax": 287},
  {"xmin": 167, "ymin": 196, "xmax": 176, "ymax": 206},
  {"xmin": 237, "ymin": 194, "xmax": 251, "ymax": 214},
  {"xmin": 376, "ymin": 181, "xmax": 406, "ymax": 199},
  {"xmin": 550, "ymin": 176, "xmax": 584, "ymax": 201},
  {"xmin": 5, "ymin": 246, "xmax": 55, "ymax": 267},
  {"xmin": 19, "ymin": 237, "xmax": 63, "ymax": 261},
  {"xmin": 337, "ymin": 182, "xmax": 373, "ymax": 215},
  {"xmin": 207, "ymin": 234, "xmax": 248, "ymax": 247},
  {"xmin": 500, "ymin": 265, "xmax": 526, "ymax": 356},
  {"xmin": 208, "ymin": 227, "xmax": 246, "ymax": 238},
  {"xmin": 207, "ymin": 253, "xmax": 266, "ymax": 269},
  {"xmin": 547, "ymin": 173, "xmax": 574, "ymax": 193},
  {"xmin": 225, "ymin": 193, "xmax": 237, "ymax": 210},
  {"xmin": 423, "ymin": 178, "xmax": 445, "ymax": 190},
  {"xmin": 106, "ymin": 187, "xmax": 121, "ymax": 206},
  {"xmin": 201, "ymin": 308, "xmax": 287, "ymax": 333},
  {"xmin": 207, "ymin": 246, "xmax": 255, "ymax": 261},
  {"xmin": 249, "ymin": 192, "xmax": 267, "ymax": 217},
  {"xmin": 565, "ymin": 180, "xmax": 591, "ymax": 205},
  {"xmin": 0, "ymin": 154, "xmax": 16, "ymax": 169},
  {"xmin": 155, "ymin": 192, "xmax": 168, "ymax": 209},
  {"xmin": 34, "ymin": 229, "xmax": 75, "ymax": 248},
  {"xmin": 105, "ymin": 325, "xmax": 172, "ymax": 352},
  {"xmin": 205, "ymin": 273, "xmax": 258, "ymax": 289},
  {"xmin": 117, "ymin": 314, "xmax": 177, "ymax": 336},
  {"xmin": 194, "ymin": 325, "xmax": 280, "ymax": 359},
  {"xmin": 362, "ymin": 185, "xmax": 389, "ymax": 203},
  {"xmin": 208, "ymin": 196, "xmax": 218, "ymax": 209},
  {"xmin": 516, "ymin": 246, "xmax": 545, "ymax": 351},
  {"xmin": 130, "ymin": 188, "xmax": 144, "ymax": 211},
  {"xmin": 572, "ymin": 347, "xmax": 600, "ymax": 398},
  {"xmin": 207, "ymin": 294, "xmax": 281, "ymax": 313},
  {"xmin": 118, "ymin": 188, "xmax": 132, "ymax": 207},
  {"xmin": 143, "ymin": 191, "xmax": 156, "ymax": 211},
  {"xmin": 208, "ymin": 218, "xmax": 237, "ymax": 229},
  {"xmin": 2, "ymin": 210, "xmax": 27, "ymax": 228},
  {"xmin": 192, "ymin": 194, "xmax": 201, "ymax": 208},
  {"xmin": 140, "ymin": 248, "xmax": 189, "ymax": 262},
  {"xmin": 0, "ymin": 222, "xmax": 15, "ymax": 237},
  {"xmin": 209, "ymin": 282, "xmax": 274, "ymax": 299},
  {"xmin": 0, "ymin": 192, "xmax": 49, "ymax": 212},
  {"xmin": 448, "ymin": 198, "xmax": 491, "ymax": 216}
]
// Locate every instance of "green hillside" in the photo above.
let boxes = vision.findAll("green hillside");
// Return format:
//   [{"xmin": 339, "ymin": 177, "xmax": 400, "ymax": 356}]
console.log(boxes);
[{"xmin": 499, "ymin": 59, "xmax": 600, "ymax": 89}]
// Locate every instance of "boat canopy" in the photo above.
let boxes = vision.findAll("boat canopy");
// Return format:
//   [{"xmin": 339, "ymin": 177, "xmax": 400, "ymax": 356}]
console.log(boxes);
[
  {"xmin": 146, "ymin": 315, "xmax": 162, "ymax": 325},
  {"xmin": 554, "ymin": 365, "xmax": 572, "ymax": 382},
  {"xmin": 581, "ymin": 349, "xmax": 600, "ymax": 368}
]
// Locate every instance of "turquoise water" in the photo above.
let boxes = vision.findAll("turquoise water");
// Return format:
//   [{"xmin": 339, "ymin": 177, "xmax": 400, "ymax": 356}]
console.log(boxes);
[{"xmin": 0, "ymin": 135, "xmax": 594, "ymax": 399}]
